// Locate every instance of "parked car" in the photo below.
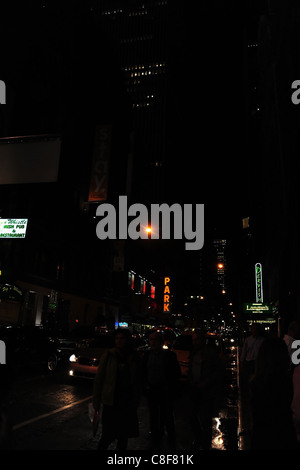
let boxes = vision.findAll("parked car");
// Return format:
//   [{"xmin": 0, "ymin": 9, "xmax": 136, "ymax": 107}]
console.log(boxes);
[
  {"xmin": 68, "ymin": 333, "xmax": 115, "ymax": 379},
  {"xmin": 57, "ymin": 337, "xmax": 77, "ymax": 362},
  {"xmin": 0, "ymin": 324, "xmax": 61, "ymax": 372},
  {"xmin": 68, "ymin": 330, "xmax": 148, "ymax": 379},
  {"xmin": 171, "ymin": 331, "xmax": 225, "ymax": 377}
]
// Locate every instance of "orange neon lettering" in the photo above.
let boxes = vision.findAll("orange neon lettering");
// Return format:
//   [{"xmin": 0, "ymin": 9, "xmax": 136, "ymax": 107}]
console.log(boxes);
[
  {"xmin": 164, "ymin": 295, "xmax": 169, "ymax": 303},
  {"xmin": 164, "ymin": 304, "xmax": 169, "ymax": 312},
  {"xmin": 164, "ymin": 286, "xmax": 170, "ymax": 294},
  {"xmin": 164, "ymin": 277, "xmax": 170, "ymax": 285}
]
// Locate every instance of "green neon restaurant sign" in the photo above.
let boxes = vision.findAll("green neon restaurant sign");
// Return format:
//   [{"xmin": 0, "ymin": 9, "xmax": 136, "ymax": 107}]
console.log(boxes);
[{"xmin": 243, "ymin": 302, "xmax": 276, "ymax": 324}]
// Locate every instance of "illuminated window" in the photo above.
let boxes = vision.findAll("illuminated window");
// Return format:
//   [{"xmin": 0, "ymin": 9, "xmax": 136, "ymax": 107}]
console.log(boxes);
[
  {"xmin": 128, "ymin": 271, "xmax": 135, "ymax": 290},
  {"xmin": 140, "ymin": 278, "xmax": 146, "ymax": 295},
  {"xmin": 151, "ymin": 285, "xmax": 155, "ymax": 299}
]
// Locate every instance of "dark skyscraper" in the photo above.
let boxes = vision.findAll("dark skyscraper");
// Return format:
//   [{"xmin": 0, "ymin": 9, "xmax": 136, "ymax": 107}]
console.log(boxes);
[
  {"xmin": 0, "ymin": 1, "xmax": 248, "ymax": 329},
  {"xmin": 92, "ymin": 0, "xmax": 168, "ymax": 203}
]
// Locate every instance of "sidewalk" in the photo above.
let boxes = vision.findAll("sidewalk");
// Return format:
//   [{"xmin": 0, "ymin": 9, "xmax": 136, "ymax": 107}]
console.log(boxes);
[
  {"xmin": 238, "ymin": 387, "xmax": 252, "ymax": 450},
  {"xmin": 84, "ymin": 345, "xmax": 241, "ymax": 451},
  {"xmin": 85, "ymin": 392, "xmax": 240, "ymax": 451},
  {"xmin": 236, "ymin": 350, "xmax": 252, "ymax": 450}
]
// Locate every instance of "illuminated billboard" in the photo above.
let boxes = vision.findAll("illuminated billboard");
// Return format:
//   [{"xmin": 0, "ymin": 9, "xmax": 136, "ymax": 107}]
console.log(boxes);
[{"xmin": 0, "ymin": 219, "xmax": 28, "ymax": 238}]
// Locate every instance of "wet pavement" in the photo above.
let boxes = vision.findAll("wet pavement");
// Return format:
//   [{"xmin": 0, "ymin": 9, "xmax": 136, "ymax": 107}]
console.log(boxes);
[
  {"xmin": 84, "ymin": 345, "xmax": 240, "ymax": 451},
  {"xmin": 8, "ymin": 345, "xmax": 240, "ymax": 452},
  {"xmin": 81, "ymin": 385, "xmax": 239, "ymax": 452}
]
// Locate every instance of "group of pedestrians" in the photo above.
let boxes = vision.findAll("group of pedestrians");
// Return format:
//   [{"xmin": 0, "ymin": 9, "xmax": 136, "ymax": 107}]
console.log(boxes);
[
  {"xmin": 92, "ymin": 327, "xmax": 226, "ymax": 451},
  {"xmin": 240, "ymin": 321, "xmax": 300, "ymax": 450}
]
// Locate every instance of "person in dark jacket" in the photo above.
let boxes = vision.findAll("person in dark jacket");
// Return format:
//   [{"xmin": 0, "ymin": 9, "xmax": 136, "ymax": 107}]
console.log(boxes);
[
  {"xmin": 249, "ymin": 337, "xmax": 298, "ymax": 449},
  {"xmin": 93, "ymin": 328, "xmax": 142, "ymax": 450},
  {"xmin": 142, "ymin": 331, "xmax": 181, "ymax": 450},
  {"xmin": 187, "ymin": 331, "xmax": 226, "ymax": 450}
]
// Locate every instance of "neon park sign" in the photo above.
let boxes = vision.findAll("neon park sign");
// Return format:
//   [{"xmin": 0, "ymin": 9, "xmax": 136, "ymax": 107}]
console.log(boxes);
[{"xmin": 163, "ymin": 277, "xmax": 171, "ymax": 313}]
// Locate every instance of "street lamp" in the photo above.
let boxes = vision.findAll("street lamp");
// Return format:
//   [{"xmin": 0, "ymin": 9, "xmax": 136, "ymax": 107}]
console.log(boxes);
[{"xmin": 145, "ymin": 226, "xmax": 151, "ymax": 239}]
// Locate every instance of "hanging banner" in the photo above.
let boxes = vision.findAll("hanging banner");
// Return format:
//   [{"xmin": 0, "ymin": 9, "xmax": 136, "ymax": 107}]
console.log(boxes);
[{"xmin": 88, "ymin": 124, "xmax": 112, "ymax": 202}]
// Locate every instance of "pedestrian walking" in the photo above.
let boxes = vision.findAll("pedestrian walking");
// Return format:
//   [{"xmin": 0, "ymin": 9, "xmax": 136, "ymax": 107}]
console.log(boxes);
[
  {"xmin": 142, "ymin": 331, "xmax": 181, "ymax": 450},
  {"xmin": 92, "ymin": 328, "xmax": 142, "ymax": 450},
  {"xmin": 239, "ymin": 324, "xmax": 265, "ymax": 436},
  {"xmin": 187, "ymin": 331, "xmax": 226, "ymax": 450},
  {"xmin": 249, "ymin": 336, "xmax": 298, "ymax": 449},
  {"xmin": 240, "ymin": 324, "xmax": 265, "ymax": 390}
]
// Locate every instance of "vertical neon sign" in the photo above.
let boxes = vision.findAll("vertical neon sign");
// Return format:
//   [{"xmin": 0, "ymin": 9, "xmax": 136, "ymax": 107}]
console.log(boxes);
[
  {"xmin": 255, "ymin": 263, "xmax": 263, "ymax": 303},
  {"xmin": 164, "ymin": 277, "xmax": 171, "ymax": 313}
]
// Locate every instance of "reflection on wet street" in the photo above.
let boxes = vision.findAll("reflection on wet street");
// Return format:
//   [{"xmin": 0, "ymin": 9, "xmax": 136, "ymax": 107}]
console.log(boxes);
[
  {"xmin": 8, "ymin": 344, "xmax": 240, "ymax": 451},
  {"xmin": 212, "ymin": 417, "xmax": 225, "ymax": 450},
  {"xmin": 211, "ymin": 345, "xmax": 239, "ymax": 451}
]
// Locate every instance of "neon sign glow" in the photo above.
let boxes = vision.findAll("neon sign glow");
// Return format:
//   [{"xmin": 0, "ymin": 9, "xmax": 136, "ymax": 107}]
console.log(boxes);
[
  {"xmin": 163, "ymin": 277, "xmax": 171, "ymax": 313},
  {"xmin": 255, "ymin": 263, "xmax": 263, "ymax": 303}
]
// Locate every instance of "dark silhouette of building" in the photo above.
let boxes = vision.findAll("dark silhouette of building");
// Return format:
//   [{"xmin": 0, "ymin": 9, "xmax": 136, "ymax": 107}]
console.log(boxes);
[
  {"xmin": 243, "ymin": 0, "xmax": 300, "ymax": 332},
  {"xmin": 0, "ymin": 1, "xmax": 254, "ymax": 331},
  {"xmin": 0, "ymin": 2, "xmax": 132, "ymax": 329}
]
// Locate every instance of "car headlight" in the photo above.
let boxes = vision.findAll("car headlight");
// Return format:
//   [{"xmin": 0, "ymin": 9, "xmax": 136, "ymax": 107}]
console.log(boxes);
[{"xmin": 69, "ymin": 354, "xmax": 78, "ymax": 363}]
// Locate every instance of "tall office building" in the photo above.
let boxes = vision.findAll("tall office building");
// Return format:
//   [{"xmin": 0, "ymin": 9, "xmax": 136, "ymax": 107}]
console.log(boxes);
[
  {"xmin": 213, "ymin": 239, "xmax": 227, "ymax": 293},
  {"xmin": 92, "ymin": 0, "xmax": 168, "ymax": 202},
  {"xmin": 243, "ymin": 0, "xmax": 300, "ymax": 328}
]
